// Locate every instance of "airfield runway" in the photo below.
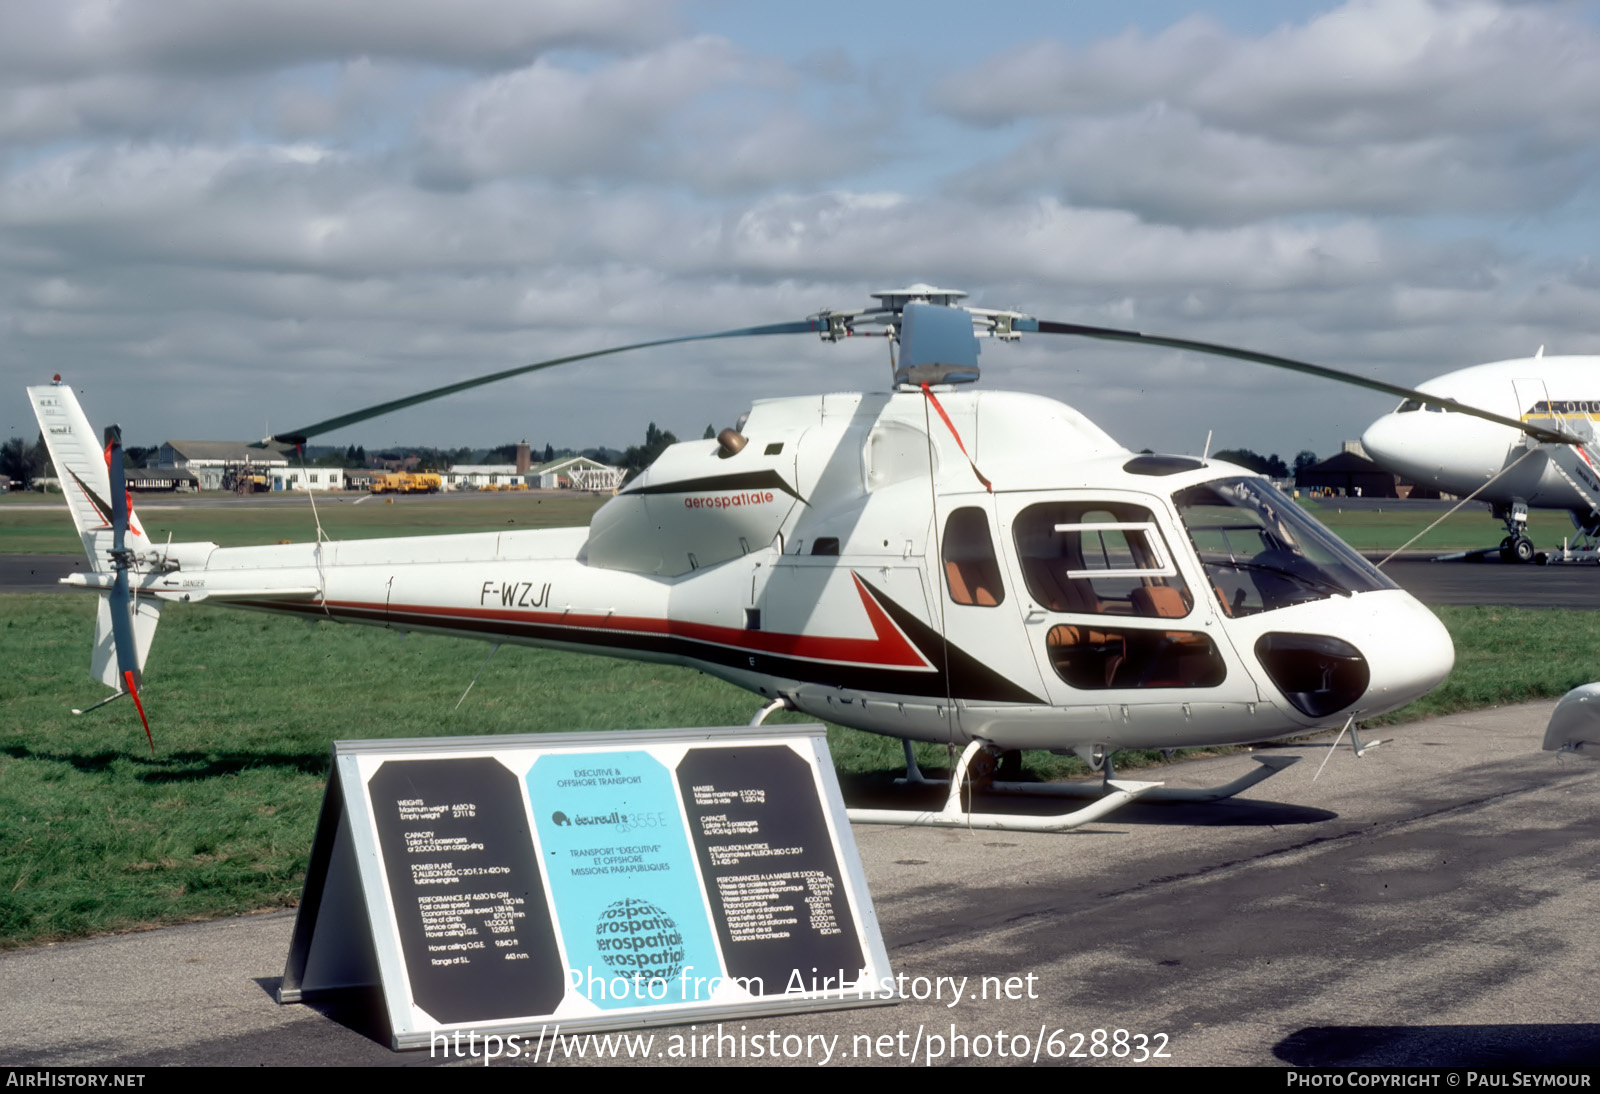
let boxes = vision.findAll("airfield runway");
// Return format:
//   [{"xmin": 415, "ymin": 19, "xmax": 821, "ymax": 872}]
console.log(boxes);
[{"xmin": 1, "ymin": 701, "xmax": 1597, "ymax": 1067}]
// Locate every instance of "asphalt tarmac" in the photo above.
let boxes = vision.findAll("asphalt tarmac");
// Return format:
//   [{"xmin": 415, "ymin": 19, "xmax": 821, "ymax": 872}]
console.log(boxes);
[{"xmin": 2, "ymin": 702, "xmax": 1596, "ymax": 1068}]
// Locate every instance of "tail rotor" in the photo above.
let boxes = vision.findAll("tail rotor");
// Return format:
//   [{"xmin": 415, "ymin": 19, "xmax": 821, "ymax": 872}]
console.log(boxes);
[{"xmin": 102, "ymin": 425, "xmax": 154, "ymax": 752}]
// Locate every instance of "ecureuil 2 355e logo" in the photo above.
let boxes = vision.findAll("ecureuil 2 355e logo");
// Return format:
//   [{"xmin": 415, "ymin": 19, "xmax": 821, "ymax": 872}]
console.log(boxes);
[{"xmin": 551, "ymin": 810, "xmax": 670, "ymax": 833}]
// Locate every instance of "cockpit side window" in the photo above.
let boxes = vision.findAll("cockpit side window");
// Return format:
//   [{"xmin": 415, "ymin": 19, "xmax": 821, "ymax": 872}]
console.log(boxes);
[
  {"xmin": 1012, "ymin": 501, "xmax": 1192, "ymax": 618},
  {"xmin": 942, "ymin": 507, "xmax": 1005, "ymax": 607},
  {"xmin": 1173, "ymin": 477, "xmax": 1396, "ymax": 616},
  {"xmin": 1397, "ymin": 399, "xmax": 1421, "ymax": 413}
]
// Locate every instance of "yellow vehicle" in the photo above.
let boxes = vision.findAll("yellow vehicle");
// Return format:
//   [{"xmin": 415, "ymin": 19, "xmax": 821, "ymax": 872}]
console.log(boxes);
[
  {"xmin": 369, "ymin": 472, "xmax": 442, "ymax": 495},
  {"xmin": 224, "ymin": 468, "xmax": 270, "ymax": 494}
]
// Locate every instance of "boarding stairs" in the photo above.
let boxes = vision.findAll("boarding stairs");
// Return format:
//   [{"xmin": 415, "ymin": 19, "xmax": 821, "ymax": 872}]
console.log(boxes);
[{"xmin": 1530, "ymin": 413, "xmax": 1600, "ymax": 562}]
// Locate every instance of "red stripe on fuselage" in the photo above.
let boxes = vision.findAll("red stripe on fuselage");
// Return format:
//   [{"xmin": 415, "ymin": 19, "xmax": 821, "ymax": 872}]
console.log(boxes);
[{"xmin": 315, "ymin": 570, "xmax": 932, "ymax": 670}]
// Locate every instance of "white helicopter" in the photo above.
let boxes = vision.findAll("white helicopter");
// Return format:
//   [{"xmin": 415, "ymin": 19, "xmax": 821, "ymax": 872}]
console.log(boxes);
[
  {"xmin": 36, "ymin": 285, "xmax": 1584, "ymax": 831},
  {"xmin": 1361, "ymin": 354, "xmax": 1600, "ymax": 563}
]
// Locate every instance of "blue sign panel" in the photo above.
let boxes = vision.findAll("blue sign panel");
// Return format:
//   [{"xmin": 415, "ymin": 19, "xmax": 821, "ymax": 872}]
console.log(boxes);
[{"xmin": 528, "ymin": 750, "xmax": 723, "ymax": 1010}]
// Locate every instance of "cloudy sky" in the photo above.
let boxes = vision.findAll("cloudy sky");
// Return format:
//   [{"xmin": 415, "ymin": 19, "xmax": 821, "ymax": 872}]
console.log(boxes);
[{"xmin": 4, "ymin": 0, "xmax": 1599, "ymax": 461}]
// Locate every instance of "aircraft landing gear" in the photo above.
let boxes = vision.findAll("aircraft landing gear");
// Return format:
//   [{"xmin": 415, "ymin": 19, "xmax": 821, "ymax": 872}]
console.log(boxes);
[
  {"xmin": 1500, "ymin": 534, "xmax": 1536, "ymax": 564},
  {"xmin": 1495, "ymin": 500, "xmax": 1536, "ymax": 563}
]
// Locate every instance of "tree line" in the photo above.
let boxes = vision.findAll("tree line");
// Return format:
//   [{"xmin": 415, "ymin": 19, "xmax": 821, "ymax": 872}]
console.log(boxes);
[{"xmin": 1211, "ymin": 449, "xmax": 1320, "ymax": 479}]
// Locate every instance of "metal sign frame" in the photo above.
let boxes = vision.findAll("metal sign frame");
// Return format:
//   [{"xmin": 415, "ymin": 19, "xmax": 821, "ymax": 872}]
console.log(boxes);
[{"xmin": 279, "ymin": 724, "xmax": 894, "ymax": 1050}]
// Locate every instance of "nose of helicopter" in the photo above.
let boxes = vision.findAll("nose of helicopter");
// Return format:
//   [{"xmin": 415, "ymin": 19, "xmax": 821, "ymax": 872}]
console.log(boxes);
[
  {"xmin": 1246, "ymin": 591, "xmax": 1454, "ymax": 723},
  {"xmin": 1350, "ymin": 591, "xmax": 1455, "ymax": 715}
]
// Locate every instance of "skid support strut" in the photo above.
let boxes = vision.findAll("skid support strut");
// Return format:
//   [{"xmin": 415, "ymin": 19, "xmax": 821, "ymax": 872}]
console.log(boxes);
[
  {"xmin": 847, "ymin": 740, "xmax": 1159, "ymax": 832},
  {"xmin": 847, "ymin": 744, "xmax": 1302, "ymax": 832}
]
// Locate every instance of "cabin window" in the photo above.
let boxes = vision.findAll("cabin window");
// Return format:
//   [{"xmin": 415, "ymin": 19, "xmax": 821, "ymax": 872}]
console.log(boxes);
[
  {"xmin": 1012, "ymin": 502, "xmax": 1192, "ymax": 618},
  {"xmin": 942, "ymin": 508, "xmax": 1005, "ymax": 607},
  {"xmin": 1045, "ymin": 625, "xmax": 1226, "ymax": 689}
]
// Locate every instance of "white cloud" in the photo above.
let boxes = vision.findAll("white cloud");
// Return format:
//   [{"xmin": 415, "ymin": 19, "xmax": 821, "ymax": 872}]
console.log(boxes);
[
  {"xmin": 948, "ymin": 105, "xmax": 1591, "ymax": 222},
  {"xmin": 933, "ymin": 0, "xmax": 1600, "ymax": 222},
  {"xmin": 0, "ymin": 0, "xmax": 674, "ymax": 79},
  {"xmin": 937, "ymin": 0, "xmax": 1600, "ymax": 141},
  {"xmin": 413, "ymin": 39, "xmax": 890, "ymax": 192},
  {"xmin": 708, "ymin": 193, "xmax": 1402, "ymax": 295},
  {"xmin": 415, "ymin": 37, "xmax": 746, "ymax": 186}
]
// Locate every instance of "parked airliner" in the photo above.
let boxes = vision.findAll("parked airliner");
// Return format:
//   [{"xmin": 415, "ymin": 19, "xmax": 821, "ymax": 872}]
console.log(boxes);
[{"xmin": 1360, "ymin": 355, "xmax": 1600, "ymax": 563}]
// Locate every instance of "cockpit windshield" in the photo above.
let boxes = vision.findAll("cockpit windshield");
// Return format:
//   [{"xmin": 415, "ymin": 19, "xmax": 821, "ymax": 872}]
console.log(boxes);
[{"xmin": 1172, "ymin": 478, "xmax": 1396, "ymax": 616}]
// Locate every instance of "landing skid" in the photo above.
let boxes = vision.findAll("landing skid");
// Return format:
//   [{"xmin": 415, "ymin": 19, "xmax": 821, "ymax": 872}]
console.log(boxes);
[{"xmin": 844, "ymin": 739, "xmax": 1302, "ymax": 832}]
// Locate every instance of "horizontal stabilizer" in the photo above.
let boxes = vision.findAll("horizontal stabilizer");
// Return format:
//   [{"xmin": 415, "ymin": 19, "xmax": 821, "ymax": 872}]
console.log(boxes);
[
  {"xmin": 165, "ymin": 587, "xmax": 322, "ymax": 603},
  {"xmin": 62, "ymin": 572, "xmax": 321, "ymax": 601}
]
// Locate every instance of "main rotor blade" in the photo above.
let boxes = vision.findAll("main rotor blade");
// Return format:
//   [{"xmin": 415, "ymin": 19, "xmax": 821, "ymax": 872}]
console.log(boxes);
[
  {"xmin": 1020, "ymin": 318, "xmax": 1585, "ymax": 446},
  {"xmin": 269, "ymin": 319, "xmax": 820, "ymax": 445}
]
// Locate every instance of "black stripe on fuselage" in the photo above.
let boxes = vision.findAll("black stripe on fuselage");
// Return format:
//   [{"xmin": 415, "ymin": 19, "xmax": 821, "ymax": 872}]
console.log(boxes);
[{"xmin": 226, "ymin": 576, "xmax": 1042, "ymax": 704}]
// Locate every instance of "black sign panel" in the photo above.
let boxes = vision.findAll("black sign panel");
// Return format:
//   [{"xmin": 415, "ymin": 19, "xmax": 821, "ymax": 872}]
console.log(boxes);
[
  {"xmin": 676, "ymin": 745, "xmax": 865, "ymax": 996},
  {"xmin": 368, "ymin": 757, "xmax": 564, "ymax": 1024}
]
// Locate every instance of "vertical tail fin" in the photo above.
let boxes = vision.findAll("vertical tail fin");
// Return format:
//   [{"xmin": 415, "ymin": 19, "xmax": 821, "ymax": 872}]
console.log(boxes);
[
  {"xmin": 27, "ymin": 381, "xmax": 154, "ymax": 570},
  {"xmin": 29, "ymin": 379, "xmax": 163, "ymax": 736}
]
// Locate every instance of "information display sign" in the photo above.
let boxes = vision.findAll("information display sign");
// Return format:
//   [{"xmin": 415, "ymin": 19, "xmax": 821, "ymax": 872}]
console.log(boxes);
[{"xmin": 278, "ymin": 725, "xmax": 894, "ymax": 1049}]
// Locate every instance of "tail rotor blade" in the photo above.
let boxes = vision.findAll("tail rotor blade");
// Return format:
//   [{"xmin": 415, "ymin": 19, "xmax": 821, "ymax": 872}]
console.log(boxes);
[
  {"xmin": 105, "ymin": 540, "xmax": 155, "ymax": 752},
  {"xmin": 124, "ymin": 669, "xmax": 154, "ymax": 754},
  {"xmin": 103, "ymin": 425, "xmax": 153, "ymax": 751}
]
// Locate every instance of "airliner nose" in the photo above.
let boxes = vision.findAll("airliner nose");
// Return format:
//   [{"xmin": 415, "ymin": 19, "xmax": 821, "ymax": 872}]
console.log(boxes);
[{"xmin": 1360, "ymin": 413, "xmax": 1410, "ymax": 471}]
